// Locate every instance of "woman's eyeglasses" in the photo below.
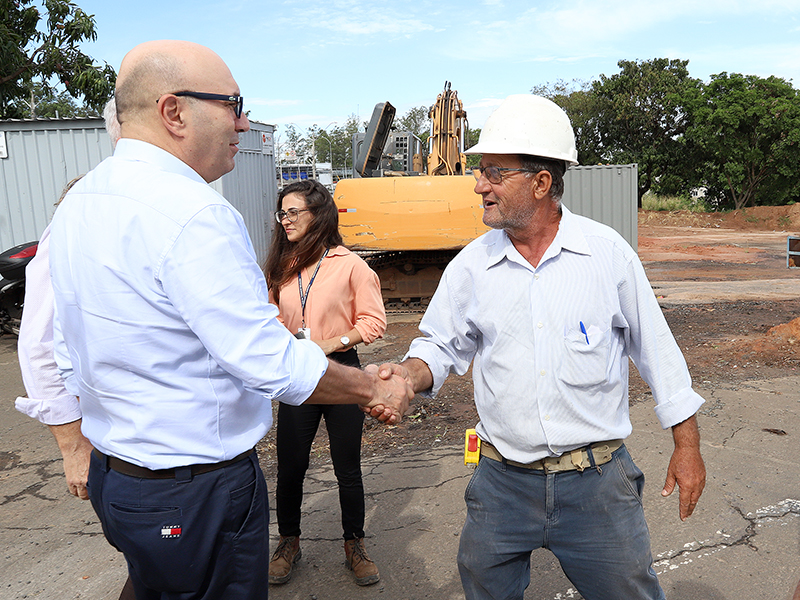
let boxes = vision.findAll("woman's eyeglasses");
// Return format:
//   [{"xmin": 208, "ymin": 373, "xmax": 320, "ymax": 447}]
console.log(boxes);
[{"xmin": 275, "ymin": 208, "xmax": 309, "ymax": 223}]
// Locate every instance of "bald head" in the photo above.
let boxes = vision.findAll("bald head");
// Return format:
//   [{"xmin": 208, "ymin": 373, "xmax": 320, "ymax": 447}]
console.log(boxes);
[
  {"xmin": 112, "ymin": 40, "xmax": 248, "ymax": 182},
  {"xmin": 115, "ymin": 40, "xmax": 227, "ymax": 127}
]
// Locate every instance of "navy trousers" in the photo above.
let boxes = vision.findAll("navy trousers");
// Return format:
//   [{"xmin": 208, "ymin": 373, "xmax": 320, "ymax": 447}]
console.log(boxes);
[{"xmin": 88, "ymin": 451, "xmax": 269, "ymax": 600}]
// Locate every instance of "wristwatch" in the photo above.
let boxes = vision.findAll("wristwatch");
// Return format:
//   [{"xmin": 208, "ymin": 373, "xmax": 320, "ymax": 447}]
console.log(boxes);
[{"xmin": 340, "ymin": 335, "xmax": 350, "ymax": 348}]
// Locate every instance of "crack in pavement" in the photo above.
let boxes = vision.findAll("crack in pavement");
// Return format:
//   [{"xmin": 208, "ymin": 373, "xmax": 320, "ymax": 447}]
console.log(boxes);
[
  {"xmin": 653, "ymin": 498, "xmax": 800, "ymax": 575},
  {"xmin": 1, "ymin": 460, "xmax": 67, "ymax": 506},
  {"xmin": 723, "ymin": 426, "xmax": 746, "ymax": 446}
]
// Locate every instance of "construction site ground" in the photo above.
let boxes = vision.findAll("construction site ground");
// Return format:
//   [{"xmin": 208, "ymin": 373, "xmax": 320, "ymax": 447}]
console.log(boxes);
[{"xmin": 2, "ymin": 205, "xmax": 800, "ymax": 599}]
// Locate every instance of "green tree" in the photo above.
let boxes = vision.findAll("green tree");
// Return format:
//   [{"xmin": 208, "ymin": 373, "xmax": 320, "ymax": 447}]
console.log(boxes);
[
  {"xmin": 19, "ymin": 80, "xmax": 93, "ymax": 117},
  {"xmin": 276, "ymin": 124, "xmax": 308, "ymax": 162},
  {"xmin": 302, "ymin": 115, "xmax": 366, "ymax": 177},
  {"xmin": 465, "ymin": 126, "xmax": 480, "ymax": 168},
  {"xmin": 532, "ymin": 79, "xmax": 605, "ymax": 166},
  {"xmin": 1, "ymin": 0, "xmax": 116, "ymax": 119},
  {"xmin": 685, "ymin": 72, "xmax": 800, "ymax": 210},
  {"xmin": 396, "ymin": 105, "xmax": 430, "ymax": 143},
  {"xmin": 591, "ymin": 58, "xmax": 700, "ymax": 205}
]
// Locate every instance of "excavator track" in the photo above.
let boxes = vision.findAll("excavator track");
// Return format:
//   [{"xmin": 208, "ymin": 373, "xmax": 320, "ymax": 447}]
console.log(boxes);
[{"xmin": 357, "ymin": 249, "xmax": 460, "ymax": 314}]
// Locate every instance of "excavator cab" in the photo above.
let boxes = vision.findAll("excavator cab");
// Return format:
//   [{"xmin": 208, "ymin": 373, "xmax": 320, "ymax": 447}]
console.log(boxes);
[{"xmin": 355, "ymin": 102, "xmax": 396, "ymax": 178}]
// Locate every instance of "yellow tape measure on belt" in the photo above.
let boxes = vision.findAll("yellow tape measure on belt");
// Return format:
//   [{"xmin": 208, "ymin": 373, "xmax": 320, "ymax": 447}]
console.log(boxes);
[{"xmin": 464, "ymin": 428, "xmax": 481, "ymax": 466}]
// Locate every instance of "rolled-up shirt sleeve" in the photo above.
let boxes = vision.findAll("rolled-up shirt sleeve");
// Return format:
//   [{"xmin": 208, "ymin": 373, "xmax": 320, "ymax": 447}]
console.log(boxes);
[
  {"xmin": 16, "ymin": 226, "xmax": 81, "ymax": 425},
  {"xmin": 405, "ymin": 265, "xmax": 478, "ymax": 397},
  {"xmin": 618, "ymin": 251, "xmax": 705, "ymax": 429}
]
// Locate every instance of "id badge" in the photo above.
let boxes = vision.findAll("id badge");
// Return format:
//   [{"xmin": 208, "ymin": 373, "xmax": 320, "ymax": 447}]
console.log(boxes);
[{"xmin": 295, "ymin": 327, "xmax": 311, "ymax": 340}]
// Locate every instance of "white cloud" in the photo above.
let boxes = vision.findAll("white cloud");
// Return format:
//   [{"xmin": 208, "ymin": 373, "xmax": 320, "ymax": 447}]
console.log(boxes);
[
  {"xmin": 268, "ymin": 0, "xmax": 435, "ymax": 39},
  {"xmin": 444, "ymin": 0, "xmax": 800, "ymax": 63}
]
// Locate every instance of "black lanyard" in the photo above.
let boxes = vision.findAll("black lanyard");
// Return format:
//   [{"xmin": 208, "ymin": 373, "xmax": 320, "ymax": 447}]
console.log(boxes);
[{"xmin": 297, "ymin": 249, "xmax": 329, "ymax": 329}]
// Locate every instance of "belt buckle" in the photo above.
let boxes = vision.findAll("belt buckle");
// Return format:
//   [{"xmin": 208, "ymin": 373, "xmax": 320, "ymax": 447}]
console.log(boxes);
[
  {"xmin": 570, "ymin": 448, "xmax": 587, "ymax": 472},
  {"xmin": 541, "ymin": 455, "xmax": 562, "ymax": 473}
]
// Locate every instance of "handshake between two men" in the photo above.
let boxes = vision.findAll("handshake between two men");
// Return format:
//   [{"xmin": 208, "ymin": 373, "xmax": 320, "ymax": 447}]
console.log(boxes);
[
  {"xmin": 312, "ymin": 358, "xmax": 418, "ymax": 424},
  {"xmin": 360, "ymin": 359, "xmax": 430, "ymax": 423}
]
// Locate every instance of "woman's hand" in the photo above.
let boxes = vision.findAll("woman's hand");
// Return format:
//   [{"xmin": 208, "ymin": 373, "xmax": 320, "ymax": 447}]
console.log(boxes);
[
  {"xmin": 312, "ymin": 329, "xmax": 362, "ymax": 356},
  {"xmin": 313, "ymin": 338, "xmax": 341, "ymax": 356}
]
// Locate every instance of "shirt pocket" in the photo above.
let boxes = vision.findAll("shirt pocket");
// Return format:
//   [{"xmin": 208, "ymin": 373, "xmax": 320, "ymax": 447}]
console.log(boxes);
[{"xmin": 559, "ymin": 324, "xmax": 611, "ymax": 387}]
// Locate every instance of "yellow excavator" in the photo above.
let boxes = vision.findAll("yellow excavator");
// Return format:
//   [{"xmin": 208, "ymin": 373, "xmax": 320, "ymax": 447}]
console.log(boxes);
[{"xmin": 335, "ymin": 83, "xmax": 488, "ymax": 310}]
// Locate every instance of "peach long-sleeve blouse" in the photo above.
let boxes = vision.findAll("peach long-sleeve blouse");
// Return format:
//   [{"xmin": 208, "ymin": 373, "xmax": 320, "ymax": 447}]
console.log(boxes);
[{"xmin": 270, "ymin": 246, "xmax": 386, "ymax": 345}]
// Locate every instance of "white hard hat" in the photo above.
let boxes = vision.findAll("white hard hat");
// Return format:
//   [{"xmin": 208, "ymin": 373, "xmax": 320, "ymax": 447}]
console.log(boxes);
[{"xmin": 465, "ymin": 94, "xmax": 578, "ymax": 166}]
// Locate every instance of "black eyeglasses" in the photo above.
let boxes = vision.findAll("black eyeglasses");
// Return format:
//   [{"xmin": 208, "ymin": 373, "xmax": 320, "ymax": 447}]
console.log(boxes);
[
  {"xmin": 275, "ymin": 208, "xmax": 309, "ymax": 223},
  {"xmin": 167, "ymin": 91, "xmax": 245, "ymax": 118},
  {"xmin": 473, "ymin": 166, "xmax": 540, "ymax": 184}
]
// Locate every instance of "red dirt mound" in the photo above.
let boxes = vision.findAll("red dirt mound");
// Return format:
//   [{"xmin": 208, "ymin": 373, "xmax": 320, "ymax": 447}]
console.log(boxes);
[{"xmin": 766, "ymin": 317, "xmax": 800, "ymax": 345}]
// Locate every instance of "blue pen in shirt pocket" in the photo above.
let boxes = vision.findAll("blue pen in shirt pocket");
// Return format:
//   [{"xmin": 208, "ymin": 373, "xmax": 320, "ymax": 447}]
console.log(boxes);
[
  {"xmin": 579, "ymin": 321, "xmax": 589, "ymax": 344},
  {"xmin": 561, "ymin": 321, "xmax": 610, "ymax": 387}
]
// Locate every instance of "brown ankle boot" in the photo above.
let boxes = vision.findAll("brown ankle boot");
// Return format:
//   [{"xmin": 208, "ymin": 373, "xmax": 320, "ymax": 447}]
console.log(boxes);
[
  {"xmin": 344, "ymin": 538, "xmax": 380, "ymax": 586},
  {"xmin": 268, "ymin": 536, "xmax": 301, "ymax": 584}
]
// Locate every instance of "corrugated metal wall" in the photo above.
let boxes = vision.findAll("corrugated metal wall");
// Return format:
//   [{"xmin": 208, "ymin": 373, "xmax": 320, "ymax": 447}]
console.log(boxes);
[
  {"xmin": 0, "ymin": 118, "xmax": 276, "ymax": 263},
  {"xmin": 563, "ymin": 164, "xmax": 638, "ymax": 250},
  {"xmin": 211, "ymin": 122, "xmax": 276, "ymax": 264},
  {"xmin": 0, "ymin": 119, "xmax": 113, "ymax": 250}
]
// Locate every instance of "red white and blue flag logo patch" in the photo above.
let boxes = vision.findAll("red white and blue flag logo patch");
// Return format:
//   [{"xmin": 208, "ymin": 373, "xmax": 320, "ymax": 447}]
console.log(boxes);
[{"xmin": 161, "ymin": 525, "xmax": 182, "ymax": 538}]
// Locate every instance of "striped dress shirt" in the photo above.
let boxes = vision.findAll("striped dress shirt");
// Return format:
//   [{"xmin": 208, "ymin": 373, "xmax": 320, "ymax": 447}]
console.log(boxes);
[{"xmin": 406, "ymin": 205, "xmax": 704, "ymax": 464}]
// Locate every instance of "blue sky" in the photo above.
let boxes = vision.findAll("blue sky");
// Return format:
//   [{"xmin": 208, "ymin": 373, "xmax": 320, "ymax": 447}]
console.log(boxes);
[{"xmin": 72, "ymin": 0, "xmax": 800, "ymax": 139}]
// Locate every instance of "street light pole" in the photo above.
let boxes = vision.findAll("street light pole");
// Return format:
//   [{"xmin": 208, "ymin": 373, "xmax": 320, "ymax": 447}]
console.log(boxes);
[{"xmin": 320, "ymin": 122, "xmax": 337, "ymax": 181}]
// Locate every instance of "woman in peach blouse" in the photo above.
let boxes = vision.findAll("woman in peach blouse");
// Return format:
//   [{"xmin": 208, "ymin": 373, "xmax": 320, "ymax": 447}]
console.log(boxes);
[{"xmin": 263, "ymin": 180, "xmax": 386, "ymax": 587}]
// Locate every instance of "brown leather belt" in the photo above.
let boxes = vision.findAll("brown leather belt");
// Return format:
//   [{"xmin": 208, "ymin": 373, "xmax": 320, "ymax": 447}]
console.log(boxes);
[
  {"xmin": 479, "ymin": 440, "xmax": 623, "ymax": 473},
  {"xmin": 93, "ymin": 448, "xmax": 255, "ymax": 479}
]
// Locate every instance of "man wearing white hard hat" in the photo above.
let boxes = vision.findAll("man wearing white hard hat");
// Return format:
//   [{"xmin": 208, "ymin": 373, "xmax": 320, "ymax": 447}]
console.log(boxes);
[{"xmin": 375, "ymin": 94, "xmax": 706, "ymax": 599}]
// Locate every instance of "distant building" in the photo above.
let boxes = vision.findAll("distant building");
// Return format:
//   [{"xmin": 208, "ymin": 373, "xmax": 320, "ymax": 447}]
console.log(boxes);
[{"xmin": 277, "ymin": 160, "xmax": 336, "ymax": 192}]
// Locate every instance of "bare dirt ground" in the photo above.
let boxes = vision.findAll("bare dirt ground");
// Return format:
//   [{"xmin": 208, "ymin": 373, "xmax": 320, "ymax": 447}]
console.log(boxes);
[{"xmin": 256, "ymin": 206, "xmax": 800, "ymax": 477}]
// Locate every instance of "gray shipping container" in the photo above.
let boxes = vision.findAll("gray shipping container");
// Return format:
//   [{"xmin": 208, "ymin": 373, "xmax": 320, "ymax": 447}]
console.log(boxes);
[
  {"xmin": 0, "ymin": 118, "xmax": 277, "ymax": 263},
  {"xmin": 563, "ymin": 163, "xmax": 638, "ymax": 250}
]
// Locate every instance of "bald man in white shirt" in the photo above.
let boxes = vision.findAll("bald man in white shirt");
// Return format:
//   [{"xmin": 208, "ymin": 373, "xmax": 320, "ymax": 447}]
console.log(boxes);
[{"xmin": 46, "ymin": 40, "xmax": 411, "ymax": 600}]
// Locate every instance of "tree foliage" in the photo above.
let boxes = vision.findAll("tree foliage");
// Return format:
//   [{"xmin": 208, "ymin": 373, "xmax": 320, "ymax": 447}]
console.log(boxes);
[
  {"xmin": 396, "ymin": 105, "xmax": 430, "ymax": 143},
  {"xmin": 532, "ymin": 60, "xmax": 800, "ymax": 210},
  {"xmin": 22, "ymin": 81, "xmax": 92, "ymax": 117},
  {"xmin": 590, "ymin": 58, "xmax": 700, "ymax": 205},
  {"xmin": 1, "ymin": 0, "xmax": 116, "ymax": 118},
  {"xmin": 465, "ymin": 126, "xmax": 481, "ymax": 168},
  {"xmin": 279, "ymin": 113, "xmax": 366, "ymax": 178},
  {"xmin": 685, "ymin": 72, "xmax": 800, "ymax": 210},
  {"xmin": 532, "ymin": 79, "xmax": 605, "ymax": 166}
]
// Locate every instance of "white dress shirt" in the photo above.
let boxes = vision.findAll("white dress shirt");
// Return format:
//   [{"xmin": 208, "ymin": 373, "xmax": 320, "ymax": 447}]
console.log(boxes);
[
  {"xmin": 15, "ymin": 224, "xmax": 81, "ymax": 425},
  {"xmin": 49, "ymin": 139, "xmax": 328, "ymax": 469},
  {"xmin": 406, "ymin": 205, "xmax": 704, "ymax": 464}
]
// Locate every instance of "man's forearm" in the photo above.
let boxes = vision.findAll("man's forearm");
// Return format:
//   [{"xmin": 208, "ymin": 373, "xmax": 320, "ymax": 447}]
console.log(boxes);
[
  {"xmin": 305, "ymin": 359, "xmax": 413, "ymax": 424},
  {"xmin": 48, "ymin": 419, "xmax": 90, "ymax": 454},
  {"xmin": 400, "ymin": 357, "xmax": 434, "ymax": 394},
  {"xmin": 672, "ymin": 414, "xmax": 701, "ymax": 449},
  {"xmin": 306, "ymin": 360, "xmax": 375, "ymax": 405}
]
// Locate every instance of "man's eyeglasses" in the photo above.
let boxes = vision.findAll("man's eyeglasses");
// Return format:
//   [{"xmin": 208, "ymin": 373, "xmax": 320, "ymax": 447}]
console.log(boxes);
[
  {"xmin": 473, "ymin": 166, "xmax": 540, "ymax": 184},
  {"xmin": 165, "ymin": 91, "xmax": 245, "ymax": 118},
  {"xmin": 275, "ymin": 208, "xmax": 310, "ymax": 223}
]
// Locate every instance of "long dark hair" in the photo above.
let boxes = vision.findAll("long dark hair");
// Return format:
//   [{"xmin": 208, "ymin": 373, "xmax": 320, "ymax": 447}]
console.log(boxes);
[{"xmin": 264, "ymin": 180, "xmax": 343, "ymax": 303}]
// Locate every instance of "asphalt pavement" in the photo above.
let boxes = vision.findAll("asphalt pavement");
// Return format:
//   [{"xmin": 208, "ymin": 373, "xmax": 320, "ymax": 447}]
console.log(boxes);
[{"xmin": 2, "ymin": 328, "xmax": 799, "ymax": 600}]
